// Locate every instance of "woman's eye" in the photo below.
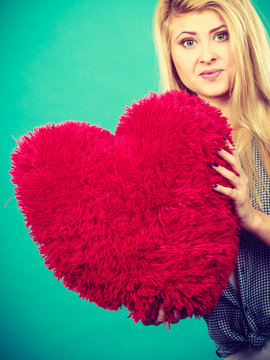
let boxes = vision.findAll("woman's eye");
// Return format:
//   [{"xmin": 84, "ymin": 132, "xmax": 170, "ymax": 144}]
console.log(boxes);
[
  {"xmin": 215, "ymin": 31, "xmax": 229, "ymax": 41},
  {"xmin": 179, "ymin": 32, "xmax": 228, "ymax": 47},
  {"xmin": 181, "ymin": 39, "xmax": 196, "ymax": 47}
]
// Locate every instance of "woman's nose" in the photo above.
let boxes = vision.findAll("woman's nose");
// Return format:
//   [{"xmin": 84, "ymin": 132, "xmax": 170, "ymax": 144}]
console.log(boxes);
[{"xmin": 199, "ymin": 44, "xmax": 216, "ymax": 64}]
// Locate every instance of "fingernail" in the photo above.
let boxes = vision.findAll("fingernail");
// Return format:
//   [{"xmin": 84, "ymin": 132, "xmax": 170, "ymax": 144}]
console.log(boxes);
[
  {"xmin": 213, "ymin": 184, "xmax": 218, "ymax": 188},
  {"xmin": 212, "ymin": 162, "xmax": 218, "ymax": 167},
  {"xmin": 142, "ymin": 319, "xmax": 153, "ymax": 326},
  {"xmin": 218, "ymin": 148, "xmax": 222, "ymax": 151},
  {"xmin": 223, "ymin": 136, "xmax": 227, "ymax": 140}
]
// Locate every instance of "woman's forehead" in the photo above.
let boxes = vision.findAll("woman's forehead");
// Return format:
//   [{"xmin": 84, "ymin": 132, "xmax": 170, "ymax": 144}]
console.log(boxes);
[{"xmin": 170, "ymin": 9, "xmax": 226, "ymax": 36}]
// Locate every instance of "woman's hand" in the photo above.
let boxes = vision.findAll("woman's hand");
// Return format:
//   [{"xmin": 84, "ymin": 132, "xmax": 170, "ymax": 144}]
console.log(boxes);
[
  {"xmin": 141, "ymin": 298, "xmax": 187, "ymax": 326},
  {"xmin": 212, "ymin": 138, "xmax": 256, "ymax": 231}
]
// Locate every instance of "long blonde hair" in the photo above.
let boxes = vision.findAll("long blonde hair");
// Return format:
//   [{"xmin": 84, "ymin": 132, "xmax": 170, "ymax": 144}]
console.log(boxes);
[{"xmin": 153, "ymin": 0, "xmax": 270, "ymax": 208}]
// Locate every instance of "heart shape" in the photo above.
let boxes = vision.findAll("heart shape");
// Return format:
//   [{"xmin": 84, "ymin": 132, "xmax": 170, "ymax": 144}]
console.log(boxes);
[{"xmin": 10, "ymin": 90, "xmax": 239, "ymax": 328}]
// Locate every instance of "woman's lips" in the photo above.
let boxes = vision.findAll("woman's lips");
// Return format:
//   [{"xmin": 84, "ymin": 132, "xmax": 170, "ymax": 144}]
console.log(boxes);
[{"xmin": 200, "ymin": 70, "xmax": 223, "ymax": 81}]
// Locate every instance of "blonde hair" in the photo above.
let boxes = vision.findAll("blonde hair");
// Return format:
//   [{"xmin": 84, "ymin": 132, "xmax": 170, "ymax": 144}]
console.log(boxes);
[{"xmin": 153, "ymin": 0, "xmax": 270, "ymax": 209}]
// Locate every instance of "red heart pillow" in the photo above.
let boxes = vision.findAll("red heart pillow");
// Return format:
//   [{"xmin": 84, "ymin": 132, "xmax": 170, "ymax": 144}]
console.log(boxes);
[{"xmin": 10, "ymin": 90, "xmax": 239, "ymax": 328}]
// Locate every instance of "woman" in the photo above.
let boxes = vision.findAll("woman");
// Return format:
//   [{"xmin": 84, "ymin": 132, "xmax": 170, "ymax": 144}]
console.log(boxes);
[{"xmin": 142, "ymin": 0, "xmax": 270, "ymax": 359}]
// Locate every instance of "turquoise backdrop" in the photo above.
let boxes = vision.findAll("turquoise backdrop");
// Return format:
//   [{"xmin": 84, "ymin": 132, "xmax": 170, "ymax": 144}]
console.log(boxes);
[{"xmin": 2, "ymin": 1, "xmax": 269, "ymax": 359}]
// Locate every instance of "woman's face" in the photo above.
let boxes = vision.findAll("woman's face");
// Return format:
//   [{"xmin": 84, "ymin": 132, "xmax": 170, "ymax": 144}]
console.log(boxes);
[{"xmin": 170, "ymin": 10, "xmax": 234, "ymax": 104}]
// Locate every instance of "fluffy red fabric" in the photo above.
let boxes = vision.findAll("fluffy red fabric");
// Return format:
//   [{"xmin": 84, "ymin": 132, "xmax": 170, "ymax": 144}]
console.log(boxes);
[{"xmin": 10, "ymin": 90, "xmax": 239, "ymax": 328}]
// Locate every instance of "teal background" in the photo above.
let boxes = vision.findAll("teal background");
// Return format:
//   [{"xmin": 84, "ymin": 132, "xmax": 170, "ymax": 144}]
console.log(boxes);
[{"xmin": 1, "ymin": 1, "xmax": 269, "ymax": 359}]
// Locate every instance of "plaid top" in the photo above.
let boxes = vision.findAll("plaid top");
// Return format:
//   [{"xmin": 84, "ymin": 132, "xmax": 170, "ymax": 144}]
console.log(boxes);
[{"xmin": 203, "ymin": 142, "xmax": 270, "ymax": 358}]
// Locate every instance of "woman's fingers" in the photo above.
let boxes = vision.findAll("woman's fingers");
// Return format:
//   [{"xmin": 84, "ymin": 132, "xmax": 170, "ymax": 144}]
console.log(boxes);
[
  {"xmin": 219, "ymin": 138, "xmax": 244, "ymax": 174},
  {"xmin": 212, "ymin": 138, "xmax": 255, "ymax": 230},
  {"xmin": 212, "ymin": 138, "xmax": 249, "ymax": 198},
  {"xmin": 171, "ymin": 309, "xmax": 182, "ymax": 323},
  {"xmin": 212, "ymin": 183, "xmax": 235, "ymax": 198},
  {"xmin": 141, "ymin": 299, "xmax": 187, "ymax": 326},
  {"xmin": 141, "ymin": 298, "xmax": 165, "ymax": 326},
  {"xmin": 172, "ymin": 307, "xmax": 188, "ymax": 323},
  {"xmin": 141, "ymin": 301, "xmax": 155, "ymax": 326},
  {"xmin": 212, "ymin": 162, "xmax": 240, "ymax": 189},
  {"xmin": 153, "ymin": 303, "xmax": 166, "ymax": 325},
  {"xmin": 217, "ymin": 149, "xmax": 241, "ymax": 176}
]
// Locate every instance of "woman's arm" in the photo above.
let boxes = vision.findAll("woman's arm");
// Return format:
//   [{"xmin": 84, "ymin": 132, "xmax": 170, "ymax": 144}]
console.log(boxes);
[{"xmin": 212, "ymin": 138, "xmax": 270, "ymax": 246}]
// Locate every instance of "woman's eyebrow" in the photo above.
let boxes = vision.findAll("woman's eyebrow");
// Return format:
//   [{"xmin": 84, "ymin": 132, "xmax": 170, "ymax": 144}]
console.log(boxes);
[{"xmin": 175, "ymin": 25, "xmax": 227, "ymax": 40}]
